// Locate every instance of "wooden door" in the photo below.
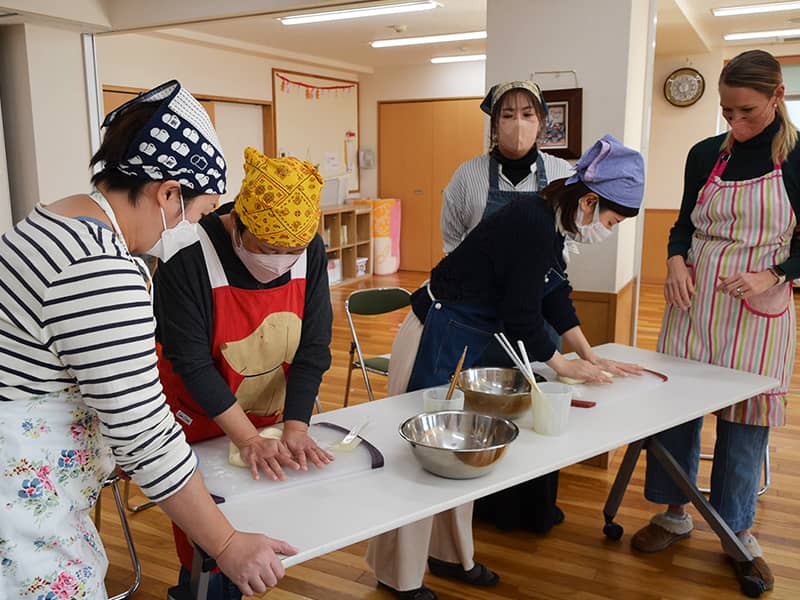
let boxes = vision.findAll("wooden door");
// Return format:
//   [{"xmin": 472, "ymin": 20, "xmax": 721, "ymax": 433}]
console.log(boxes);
[
  {"xmin": 262, "ymin": 104, "xmax": 275, "ymax": 157},
  {"xmin": 431, "ymin": 98, "xmax": 485, "ymax": 263},
  {"xmin": 379, "ymin": 101, "xmax": 433, "ymax": 271}
]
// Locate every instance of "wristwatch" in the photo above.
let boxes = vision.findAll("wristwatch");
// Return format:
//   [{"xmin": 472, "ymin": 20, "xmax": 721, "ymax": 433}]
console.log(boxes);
[{"xmin": 767, "ymin": 265, "xmax": 787, "ymax": 285}]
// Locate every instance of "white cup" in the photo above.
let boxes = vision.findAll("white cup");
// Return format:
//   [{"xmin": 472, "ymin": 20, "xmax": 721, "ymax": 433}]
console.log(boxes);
[
  {"xmin": 532, "ymin": 382, "xmax": 572, "ymax": 436},
  {"xmin": 423, "ymin": 387, "xmax": 465, "ymax": 412}
]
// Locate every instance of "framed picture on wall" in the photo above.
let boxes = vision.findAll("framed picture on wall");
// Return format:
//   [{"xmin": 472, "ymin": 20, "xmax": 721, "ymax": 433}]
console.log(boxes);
[{"xmin": 540, "ymin": 88, "xmax": 582, "ymax": 159}]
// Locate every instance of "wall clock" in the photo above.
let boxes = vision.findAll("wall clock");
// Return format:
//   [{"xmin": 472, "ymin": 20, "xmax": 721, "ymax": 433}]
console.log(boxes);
[{"xmin": 664, "ymin": 67, "xmax": 705, "ymax": 107}]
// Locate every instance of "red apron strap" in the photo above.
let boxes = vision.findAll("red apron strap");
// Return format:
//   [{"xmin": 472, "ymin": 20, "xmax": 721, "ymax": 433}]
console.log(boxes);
[{"xmin": 697, "ymin": 153, "xmax": 731, "ymax": 205}]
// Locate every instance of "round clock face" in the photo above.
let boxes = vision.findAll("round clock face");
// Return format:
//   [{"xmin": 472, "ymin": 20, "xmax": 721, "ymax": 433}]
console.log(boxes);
[{"xmin": 664, "ymin": 68, "xmax": 705, "ymax": 107}]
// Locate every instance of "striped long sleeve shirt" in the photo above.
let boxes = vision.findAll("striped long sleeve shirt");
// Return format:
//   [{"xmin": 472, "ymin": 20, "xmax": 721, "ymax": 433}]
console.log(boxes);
[
  {"xmin": 0, "ymin": 205, "xmax": 196, "ymax": 501},
  {"xmin": 440, "ymin": 150, "xmax": 574, "ymax": 253}
]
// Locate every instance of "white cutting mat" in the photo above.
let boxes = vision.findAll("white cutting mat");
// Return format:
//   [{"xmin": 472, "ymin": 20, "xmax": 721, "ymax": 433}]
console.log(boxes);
[
  {"xmin": 529, "ymin": 363, "xmax": 668, "ymax": 405},
  {"xmin": 193, "ymin": 423, "xmax": 380, "ymax": 501}
]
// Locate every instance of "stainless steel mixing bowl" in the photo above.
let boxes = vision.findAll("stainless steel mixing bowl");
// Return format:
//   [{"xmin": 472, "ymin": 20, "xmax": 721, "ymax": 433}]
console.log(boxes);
[
  {"xmin": 399, "ymin": 410, "xmax": 519, "ymax": 479},
  {"xmin": 457, "ymin": 367, "xmax": 533, "ymax": 419}
]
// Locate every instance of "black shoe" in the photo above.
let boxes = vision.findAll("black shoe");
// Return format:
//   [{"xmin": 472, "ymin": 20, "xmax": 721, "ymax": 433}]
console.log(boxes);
[
  {"xmin": 427, "ymin": 557, "xmax": 499, "ymax": 587},
  {"xmin": 377, "ymin": 581, "xmax": 438, "ymax": 600}
]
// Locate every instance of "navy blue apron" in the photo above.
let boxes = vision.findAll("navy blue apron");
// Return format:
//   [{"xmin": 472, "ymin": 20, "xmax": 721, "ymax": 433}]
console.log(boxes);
[
  {"xmin": 485, "ymin": 153, "xmax": 565, "ymax": 346},
  {"xmin": 482, "ymin": 153, "xmax": 548, "ymax": 218},
  {"xmin": 407, "ymin": 295, "xmax": 512, "ymax": 392}
]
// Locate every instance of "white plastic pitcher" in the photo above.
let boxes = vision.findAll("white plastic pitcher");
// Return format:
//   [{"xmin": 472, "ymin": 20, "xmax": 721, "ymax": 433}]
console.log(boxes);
[{"xmin": 532, "ymin": 382, "xmax": 572, "ymax": 436}]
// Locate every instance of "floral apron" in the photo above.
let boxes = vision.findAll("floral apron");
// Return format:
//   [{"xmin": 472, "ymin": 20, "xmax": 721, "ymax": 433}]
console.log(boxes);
[
  {"xmin": 0, "ymin": 387, "xmax": 115, "ymax": 599},
  {"xmin": 657, "ymin": 155, "xmax": 796, "ymax": 426}
]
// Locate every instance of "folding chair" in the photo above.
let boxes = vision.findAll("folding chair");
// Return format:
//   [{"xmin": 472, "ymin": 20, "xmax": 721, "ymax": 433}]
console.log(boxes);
[
  {"xmin": 343, "ymin": 287, "xmax": 411, "ymax": 407},
  {"xmin": 95, "ymin": 475, "xmax": 142, "ymax": 600}
]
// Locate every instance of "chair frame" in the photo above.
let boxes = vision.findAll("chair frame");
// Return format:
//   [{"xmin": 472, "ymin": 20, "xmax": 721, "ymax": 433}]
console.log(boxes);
[
  {"xmin": 343, "ymin": 287, "xmax": 411, "ymax": 407},
  {"xmin": 95, "ymin": 476, "xmax": 142, "ymax": 599}
]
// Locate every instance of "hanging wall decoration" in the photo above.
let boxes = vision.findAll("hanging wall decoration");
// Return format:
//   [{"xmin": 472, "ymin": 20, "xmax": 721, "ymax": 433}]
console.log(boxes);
[
  {"xmin": 275, "ymin": 72, "xmax": 356, "ymax": 100},
  {"xmin": 272, "ymin": 69, "xmax": 360, "ymax": 193}
]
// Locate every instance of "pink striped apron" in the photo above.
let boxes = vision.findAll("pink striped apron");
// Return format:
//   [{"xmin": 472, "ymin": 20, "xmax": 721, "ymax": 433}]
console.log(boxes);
[{"xmin": 657, "ymin": 154, "xmax": 796, "ymax": 427}]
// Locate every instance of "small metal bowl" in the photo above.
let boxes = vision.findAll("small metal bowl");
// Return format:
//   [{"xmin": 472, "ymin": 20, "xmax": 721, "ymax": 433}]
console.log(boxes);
[
  {"xmin": 399, "ymin": 411, "xmax": 519, "ymax": 479},
  {"xmin": 457, "ymin": 367, "xmax": 534, "ymax": 420}
]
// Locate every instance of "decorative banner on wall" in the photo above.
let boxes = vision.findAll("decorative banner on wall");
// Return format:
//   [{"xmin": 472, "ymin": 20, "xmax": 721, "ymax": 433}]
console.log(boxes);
[{"xmin": 276, "ymin": 72, "xmax": 356, "ymax": 100}]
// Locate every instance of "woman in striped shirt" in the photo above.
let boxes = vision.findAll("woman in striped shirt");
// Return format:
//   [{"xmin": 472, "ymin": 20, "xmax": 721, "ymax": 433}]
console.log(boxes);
[
  {"xmin": 440, "ymin": 80, "xmax": 574, "ymax": 254},
  {"xmin": 0, "ymin": 80, "xmax": 294, "ymax": 599}
]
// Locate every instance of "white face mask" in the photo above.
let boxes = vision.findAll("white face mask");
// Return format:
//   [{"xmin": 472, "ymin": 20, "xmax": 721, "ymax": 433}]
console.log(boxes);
[
  {"xmin": 566, "ymin": 204, "xmax": 613, "ymax": 245},
  {"xmin": 233, "ymin": 226, "xmax": 300, "ymax": 284},
  {"xmin": 146, "ymin": 193, "xmax": 199, "ymax": 261}
]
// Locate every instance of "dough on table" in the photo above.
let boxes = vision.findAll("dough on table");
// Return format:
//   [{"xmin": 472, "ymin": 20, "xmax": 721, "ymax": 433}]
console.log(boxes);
[
  {"xmin": 228, "ymin": 426, "xmax": 326, "ymax": 467},
  {"xmin": 558, "ymin": 370, "xmax": 614, "ymax": 385},
  {"xmin": 228, "ymin": 426, "xmax": 283, "ymax": 468}
]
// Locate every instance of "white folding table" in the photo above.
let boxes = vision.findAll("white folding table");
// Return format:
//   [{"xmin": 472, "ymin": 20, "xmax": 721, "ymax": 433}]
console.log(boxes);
[{"xmin": 173, "ymin": 344, "xmax": 778, "ymax": 599}]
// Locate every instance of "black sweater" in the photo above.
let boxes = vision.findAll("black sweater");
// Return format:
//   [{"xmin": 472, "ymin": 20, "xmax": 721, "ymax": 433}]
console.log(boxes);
[
  {"xmin": 491, "ymin": 145, "xmax": 539, "ymax": 186},
  {"xmin": 668, "ymin": 118, "xmax": 800, "ymax": 279},
  {"xmin": 411, "ymin": 196, "xmax": 580, "ymax": 362},
  {"xmin": 153, "ymin": 205, "xmax": 332, "ymax": 424}
]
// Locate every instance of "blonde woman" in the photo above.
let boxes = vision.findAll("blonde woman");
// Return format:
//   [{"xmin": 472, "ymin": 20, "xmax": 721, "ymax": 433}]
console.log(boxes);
[{"xmin": 634, "ymin": 50, "xmax": 800, "ymax": 591}]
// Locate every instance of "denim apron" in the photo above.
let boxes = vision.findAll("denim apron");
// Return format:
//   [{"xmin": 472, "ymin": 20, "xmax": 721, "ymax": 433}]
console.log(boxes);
[
  {"xmin": 487, "ymin": 153, "xmax": 566, "ymax": 348},
  {"xmin": 406, "ymin": 288, "xmax": 512, "ymax": 392}
]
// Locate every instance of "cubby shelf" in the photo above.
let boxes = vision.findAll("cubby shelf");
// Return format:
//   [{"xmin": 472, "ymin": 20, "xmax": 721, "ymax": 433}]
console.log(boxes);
[{"xmin": 319, "ymin": 204, "xmax": 372, "ymax": 286}]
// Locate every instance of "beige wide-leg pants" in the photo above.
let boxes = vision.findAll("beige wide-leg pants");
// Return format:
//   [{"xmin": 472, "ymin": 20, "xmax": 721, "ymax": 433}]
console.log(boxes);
[{"xmin": 366, "ymin": 311, "xmax": 475, "ymax": 591}]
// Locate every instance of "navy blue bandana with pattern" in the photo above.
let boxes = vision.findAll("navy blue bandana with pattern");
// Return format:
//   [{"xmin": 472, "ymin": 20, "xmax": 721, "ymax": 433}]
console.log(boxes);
[{"xmin": 102, "ymin": 80, "xmax": 227, "ymax": 194}]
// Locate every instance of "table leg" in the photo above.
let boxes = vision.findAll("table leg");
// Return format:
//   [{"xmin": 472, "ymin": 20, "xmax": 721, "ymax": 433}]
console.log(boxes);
[
  {"xmin": 648, "ymin": 438, "xmax": 767, "ymax": 598},
  {"xmin": 602, "ymin": 439, "xmax": 645, "ymax": 541}
]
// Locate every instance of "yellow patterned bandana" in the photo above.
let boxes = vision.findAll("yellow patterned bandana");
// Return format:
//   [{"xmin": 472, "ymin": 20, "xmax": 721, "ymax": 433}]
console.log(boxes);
[{"xmin": 234, "ymin": 147, "xmax": 324, "ymax": 248}]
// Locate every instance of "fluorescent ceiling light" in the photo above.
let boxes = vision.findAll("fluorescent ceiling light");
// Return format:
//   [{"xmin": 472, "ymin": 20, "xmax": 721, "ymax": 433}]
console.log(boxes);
[
  {"xmin": 278, "ymin": 1, "xmax": 438, "ymax": 25},
  {"xmin": 431, "ymin": 54, "xmax": 486, "ymax": 64},
  {"xmin": 724, "ymin": 27, "xmax": 800, "ymax": 39},
  {"xmin": 713, "ymin": 1, "xmax": 800, "ymax": 17},
  {"xmin": 371, "ymin": 30, "xmax": 486, "ymax": 48}
]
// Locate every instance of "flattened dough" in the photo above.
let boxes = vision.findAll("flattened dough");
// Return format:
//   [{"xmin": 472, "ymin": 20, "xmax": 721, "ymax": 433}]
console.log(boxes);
[
  {"xmin": 228, "ymin": 427, "xmax": 284, "ymax": 468},
  {"xmin": 558, "ymin": 370, "xmax": 614, "ymax": 385},
  {"xmin": 228, "ymin": 426, "xmax": 321, "ymax": 467}
]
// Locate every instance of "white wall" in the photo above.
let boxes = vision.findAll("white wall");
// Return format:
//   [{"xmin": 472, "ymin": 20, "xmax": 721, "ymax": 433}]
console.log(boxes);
[
  {"xmin": 0, "ymin": 0, "xmax": 110, "ymax": 29},
  {"xmin": 645, "ymin": 50, "xmax": 724, "ymax": 210},
  {"xmin": 26, "ymin": 24, "xmax": 92, "ymax": 205},
  {"xmin": 96, "ymin": 33, "xmax": 357, "ymax": 102},
  {"xmin": 96, "ymin": 32, "xmax": 365, "ymax": 199},
  {"xmin": 487, "ymin": 0, "xmax": 655, "ymax": 293},
  {"xmin": 359, "ymin": 61, "xmax": 486, "ymax": 198},
  {"xmin": 0, "ymin": 25, "xmax": 37, "ymax": 221},
  {"xmin": 212, "ymin": 102, "xmax": 263, "ymax": 205},
  {"xmin": 0, "ymin": 23, "xmax": 92, "ymax": 219},
  {"xmin": 0, "ymin": 97, "xmax": 13, "ymax": 232}
]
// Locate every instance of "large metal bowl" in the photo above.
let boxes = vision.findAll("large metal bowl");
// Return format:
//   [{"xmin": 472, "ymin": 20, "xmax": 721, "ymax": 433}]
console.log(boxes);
[
  {"xmin": 399, "ymin": 411, "xmax": 519, "ymax": 479},
  {"xmin": 457, "ymin": 367, "xmax": 533, "ymax": 420}
]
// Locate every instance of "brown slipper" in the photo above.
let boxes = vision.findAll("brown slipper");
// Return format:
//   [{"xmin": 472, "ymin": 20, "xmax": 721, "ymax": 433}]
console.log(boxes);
[
  {"xmin": 631, "ymin": 512, "xmax": 693, "ymax": 553},
  {"xmin": 730, "ymin": 535, "xmax": 774, "ymax": 594}
]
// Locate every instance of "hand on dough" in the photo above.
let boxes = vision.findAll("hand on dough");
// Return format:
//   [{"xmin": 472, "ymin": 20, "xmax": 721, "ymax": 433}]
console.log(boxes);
[
  {"xmin": 229, "ymin": 428, "xmax": 301, "ymax": 481},
  {"xmin": 558, "ymin": 358, "xmax": 642, "ymax": 384},
  {"xmin": 555, "ymin": 359, "xmax": 613, "ymax": 385}
]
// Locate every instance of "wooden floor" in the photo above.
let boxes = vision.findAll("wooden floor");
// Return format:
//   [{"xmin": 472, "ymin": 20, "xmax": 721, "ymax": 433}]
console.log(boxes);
[{"xmin": 100, "ymin": 274, "xmax": 800, "ymax": 600}]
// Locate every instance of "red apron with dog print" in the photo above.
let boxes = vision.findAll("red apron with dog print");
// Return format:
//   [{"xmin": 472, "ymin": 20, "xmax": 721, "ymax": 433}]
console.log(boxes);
[{"xmin": 157, "ymin": 226, "xmax": 307, "ymax": 569}]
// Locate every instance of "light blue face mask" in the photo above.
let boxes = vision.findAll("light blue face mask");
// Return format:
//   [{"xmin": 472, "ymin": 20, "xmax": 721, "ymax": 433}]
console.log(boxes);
[{"xmin": 146, "ymin": 193, "xmax": 199, "ymax": 261}]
